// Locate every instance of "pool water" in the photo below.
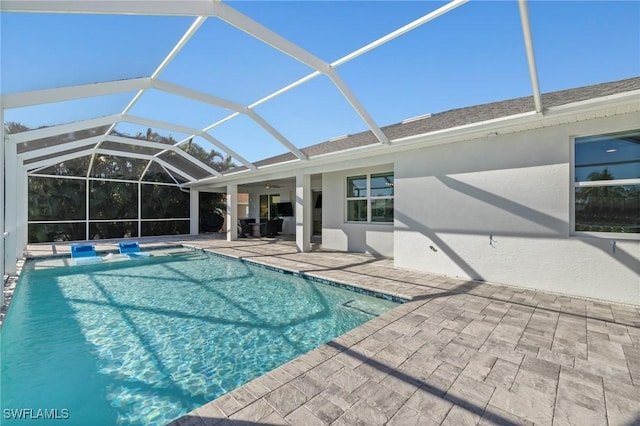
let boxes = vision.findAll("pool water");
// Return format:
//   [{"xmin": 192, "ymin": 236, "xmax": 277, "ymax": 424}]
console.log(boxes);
[{"xmin": 1, "ymin": 249, "xmax": 399, "ymax": 425}]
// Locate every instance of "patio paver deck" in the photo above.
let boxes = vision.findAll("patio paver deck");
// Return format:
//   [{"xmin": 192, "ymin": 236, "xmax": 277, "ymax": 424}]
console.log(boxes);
[{"xmin": 20, "ymin": 236, "xmax": 640, "ymax": 425}]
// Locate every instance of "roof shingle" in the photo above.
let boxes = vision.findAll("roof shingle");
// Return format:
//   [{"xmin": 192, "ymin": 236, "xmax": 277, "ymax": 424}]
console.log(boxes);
[{"xmin": 224, "ymin": 77, "xmax": 640, "ymax": 174}]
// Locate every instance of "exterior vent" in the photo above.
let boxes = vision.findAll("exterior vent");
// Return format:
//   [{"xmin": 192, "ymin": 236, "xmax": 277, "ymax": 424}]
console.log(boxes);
[
  {"xmin": 329, "ymin": 134, "xmax": 349, "ymax": 142},
  {"xmin": 402, "ymin": 113, "xmax": 432, "ymax": 124}
]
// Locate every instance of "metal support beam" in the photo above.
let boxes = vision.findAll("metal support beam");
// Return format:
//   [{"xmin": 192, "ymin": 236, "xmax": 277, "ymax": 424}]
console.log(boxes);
[
  {"xmin": 103, "ymin": 17, "xmax": 208, "ymax": 137},
  {"xmin": 24, "ymin": 148, "xmax": 103, "ymax": 172},
  {"xmin": 1, "ymin": 78, "xmax": 151, "ymax": 109},
  {"xmin": 0, "ymin": 0, "xmax": 220, "ymax": 16},
  {"xmin": 153, "ymin": 17, "xmax": 207, "ymax": 80},
  {"xmin": 105, "ymin": 135, "xmax": 222, "ymax": 177},
  {"xmin": 325, "ymin": 69, "xmax": 390, "ymax": 144},
  {"xmin": 7, "ymin": 114, "xmax": 121, "ymax": 144},
  {"xmin": 16, "ymin": 165, "xmax": 29, "ymax": 259},
  {"xmin": 1, "ymin": 107, "xmax": 5, "ymax": 305},
  {"xmin": 123, "ymin": 114, "xmax": 254, "ymax": 170},
  {"xmin": 153, "ymin": 79, "xmax": 245, "ymax": 112},
  {"xmin": 154, "ymin": 80, "xmax": 305, "ymax": 161},
  {"xmin": 190, "ymin": 189, "xmax": 199, "ymax": 235},
  {"xmin": 199, "ymin": 0, "xmax": 468, "ymax": 156},
  {"xmin": 245, "ymin": 110, "xmax": 308, "ymax": 160},
  {"xmin": 226, "ymin": 184, "xmax": 238, "ymax": 241},
  {"xmin": 216, "ymin": 1, "xmax": 388, "ymax": 149},
  {"xmin": 217, "ymin": 2, "xmax": 326, "ymax": 71},
  {"xmin": 18, "ymin": 135, "xmax": 104, "ymax": 161},
  {"xmin": 93, "ymin": 148, "xmax": 199, "ymax": 182},
  {"xmin": 4, "ymin": 141, "xmax": 17, "ymax": 274},
  {"xmin": 332, "ymin": 0, "xmax": 469, "ymax": 67},
  {"xmin": 295, "ymin": 173, "xmax": 312, "ymax": 252},
  {"xmin": 518, "ymin": 0, "xmax": 543, "ymax": 113},
  {"xmin": 108, "ymin": 16, "xmax": 208, "ymax": 184},
  {"xmin": 86, "ymin": 176, "xmax": 90, "ymax": 240}
]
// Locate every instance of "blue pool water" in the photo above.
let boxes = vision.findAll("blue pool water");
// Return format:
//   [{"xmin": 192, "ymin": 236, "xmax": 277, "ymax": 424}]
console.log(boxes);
[{"xmin": 1, "ymin": 249, "xmax": 399, "ymax": 425}]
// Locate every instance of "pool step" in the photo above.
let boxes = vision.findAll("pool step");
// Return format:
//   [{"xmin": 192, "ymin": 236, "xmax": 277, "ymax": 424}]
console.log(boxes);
[{"xmin": 340, "ymin": 299, "xmax": 385, "ymax": 316}]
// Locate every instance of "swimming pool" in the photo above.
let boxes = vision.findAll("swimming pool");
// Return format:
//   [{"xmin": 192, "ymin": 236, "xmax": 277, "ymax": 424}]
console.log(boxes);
[{"xmin": 1, "ymin": 248, "xmax": 400, "ymax": 425}]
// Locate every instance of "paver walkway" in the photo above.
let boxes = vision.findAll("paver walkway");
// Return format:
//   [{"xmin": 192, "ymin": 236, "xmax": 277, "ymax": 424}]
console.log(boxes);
[{"xmin": 23, "ymin": 236, "xmax": 640, "ymax": 425}]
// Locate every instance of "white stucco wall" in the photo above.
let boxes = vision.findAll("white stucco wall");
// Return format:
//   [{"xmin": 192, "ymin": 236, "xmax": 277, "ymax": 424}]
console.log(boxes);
[
  {"xmin": 322, "ymin": 164, "xmax": 394, "ymax": 257},
  {"xmin": 393, "ymin": 113, "xmax": 640, "ymax": 305}
]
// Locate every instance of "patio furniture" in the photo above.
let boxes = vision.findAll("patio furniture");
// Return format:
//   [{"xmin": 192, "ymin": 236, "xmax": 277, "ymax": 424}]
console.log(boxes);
[
  {"xmin": 118, "ymin": 241, "xmax": 151, "ymax": 258},
  {"xmin": 70, "ymin": 244, "xmax": 103, "ymax": 265},
  {"xmin": 260, "ymin": 219, "xmax": 283, "ymax": 237},
  {"xmin": 238, "ymin": 218, "xmax": 256, "ymax": 237}
]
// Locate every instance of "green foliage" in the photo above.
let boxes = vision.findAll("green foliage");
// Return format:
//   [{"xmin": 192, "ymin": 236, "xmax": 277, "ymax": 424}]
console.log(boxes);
[
  {"xmin": 180, "ymin": 138, "xmax": 237, "ymax": 172},
  {"xmin": 28, "ymin": 177, "xmax": 86, "ymax": 221},
  {"xmin": 13, "ymin": 122, "xmax": 233, "ymax": 243},
  {"xmin": 5, "ymin": 121, "xmax": 30, "ymax": 134},
  {"xmin": 575, "ymin": 170, "xmax": 640, "ymax": 233},
  {"xmin": 141, "ymin": 185, "xmax": 190, "ymax": 219},
  {"xmin": 89, "ymin": 181, "xmax": 138, "ymax": 220}
]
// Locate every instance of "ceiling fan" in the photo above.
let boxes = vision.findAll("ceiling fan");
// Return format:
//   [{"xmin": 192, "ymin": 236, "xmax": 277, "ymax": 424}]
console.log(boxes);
[{"xmin": 264, "ymin": 182, "xmax": 283, "ymax": 189}]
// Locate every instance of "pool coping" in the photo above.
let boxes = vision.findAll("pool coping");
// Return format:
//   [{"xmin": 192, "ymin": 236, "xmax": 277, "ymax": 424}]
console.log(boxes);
[{"xmin": 184, "ymin": 244, "xmax": 409, "ymax": 305}]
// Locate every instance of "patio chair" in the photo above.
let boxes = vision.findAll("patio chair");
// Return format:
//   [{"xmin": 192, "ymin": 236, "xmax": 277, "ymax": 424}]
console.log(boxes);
[
  {"xmin": 118, "ymin": 241, "xmax": 151, "ymax": 258},
  {"xmin": 70, "ymin": 244, "xmax": 103, "ymax": 265},
  {"xmin": 260, "ymin": 218, "xmax": 283, "ymax": 237},
  {"xmin": 238, "ymin": 218, "xmax": 255, "ymax": 238}
]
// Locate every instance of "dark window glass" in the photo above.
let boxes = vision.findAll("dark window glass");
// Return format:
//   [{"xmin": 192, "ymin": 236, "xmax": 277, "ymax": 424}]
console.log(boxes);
[
  {"xmin": 370, "ymin": 172, "xmax": 394, "ymax": 197},
  {"xmin": 270, "ymin": 194, "xmax": 281, "ymax": 219},
  {"xmin": 259, "ymin": 194, "xmax": 280, "ymax": 221},
  {"xmin": 347, "ymin": 200, "xmax": 368, "ymax": 221},
  {"xmin": 575, "ymin": 185, "xmax": 639, "ymax": 233},
  {"xmin": 347, "ymin": 176, "xmax": 367, "ymax": 198},
  {"xmin": 259, "ymin": 194, "xmax": 269, "ymax": 221},
  {"xmin": 371, "ymin": 198, "xmax": 394, "ymax": 222},
  {"xmin": 575, "ymin": 130, "xmax": 640, "ymax": 182}
]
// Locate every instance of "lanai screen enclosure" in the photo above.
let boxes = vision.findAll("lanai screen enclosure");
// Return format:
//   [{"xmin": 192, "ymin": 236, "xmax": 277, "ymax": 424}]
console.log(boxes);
[{"xmin": 1, "ymin": 1, "xmax": 639, "ymax": 305}]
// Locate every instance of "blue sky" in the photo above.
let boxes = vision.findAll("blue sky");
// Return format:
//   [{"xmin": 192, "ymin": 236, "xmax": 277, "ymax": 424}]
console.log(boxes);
[{"xmin": 2, "ymin": 1, "xmax": 639, "ymax": 163}]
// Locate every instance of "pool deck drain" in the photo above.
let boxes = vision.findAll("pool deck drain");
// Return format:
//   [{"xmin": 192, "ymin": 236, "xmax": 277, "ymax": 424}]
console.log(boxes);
[{"xmin": 19, "ymin": 235, "xmax": 640, "ymax": 425}]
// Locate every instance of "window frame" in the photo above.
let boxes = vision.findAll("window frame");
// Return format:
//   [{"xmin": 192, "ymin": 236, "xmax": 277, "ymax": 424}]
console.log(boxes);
[
  {"xmin": 570, "ymin": 129, "xmax": 640, "ymax": 239},
  {"xmin": 345, "ymin": 172, "xmax": 394, "ymax": 224},
  {"xmin": 259, "ymin": 193, "xmax": 281, "ymax": 221}
]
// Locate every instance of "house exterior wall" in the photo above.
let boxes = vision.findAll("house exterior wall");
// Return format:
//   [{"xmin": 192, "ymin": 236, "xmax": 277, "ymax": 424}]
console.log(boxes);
[
  {"xmin": 393, "ymin": 112, "xmax": 640, "ymax": 305},
  {"xmin": 322, "ymin": 164, "xmax": 394, "ymax": 257}
]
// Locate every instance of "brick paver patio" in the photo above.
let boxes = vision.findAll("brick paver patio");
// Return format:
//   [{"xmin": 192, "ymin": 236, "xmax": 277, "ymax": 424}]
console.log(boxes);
[{"xmin": 20, "ymin": 236, "xmax": 640, "ymax": 425}]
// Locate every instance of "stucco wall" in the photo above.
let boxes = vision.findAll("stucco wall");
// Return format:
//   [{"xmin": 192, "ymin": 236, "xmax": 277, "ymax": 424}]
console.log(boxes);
[
  {"xmin": 322, "ymin": 164, "xmax": 394, "ymax": 257},
  {"xmin": 393, "ymin": 113, "xmax": 640, "ymax": 305}
]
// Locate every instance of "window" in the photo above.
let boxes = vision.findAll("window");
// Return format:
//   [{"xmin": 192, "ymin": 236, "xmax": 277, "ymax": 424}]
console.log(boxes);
[
  {"xmin": 346, "ymin": 172, "xmax": 394, "ymax": 223},
  {"xmin": 259, "ymin": 194, "xmax": 280, "ymax": 221},
  {"xmin": 574, "ymin": 129, "xmax": 640, "ymax": 234}
]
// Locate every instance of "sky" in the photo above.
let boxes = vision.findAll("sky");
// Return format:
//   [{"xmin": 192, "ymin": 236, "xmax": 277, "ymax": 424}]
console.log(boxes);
[{"xmin": 1, "ymin": 0, "xmax": 639, "ymax": 163}]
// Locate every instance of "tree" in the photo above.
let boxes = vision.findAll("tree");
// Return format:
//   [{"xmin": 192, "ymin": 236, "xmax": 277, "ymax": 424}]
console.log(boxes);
[
  {"xmin": 5, "ymin": 121, "xmax": 30, "ymax": 134},
  {"xmin": 181, "ymin": 138, "xmax": 237, "ymax": 172},
  {"xmin": 10, "ymin": 121, "xmax": 231, "ymax": 242}
]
